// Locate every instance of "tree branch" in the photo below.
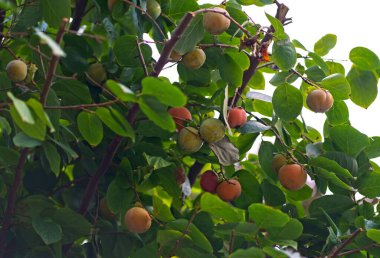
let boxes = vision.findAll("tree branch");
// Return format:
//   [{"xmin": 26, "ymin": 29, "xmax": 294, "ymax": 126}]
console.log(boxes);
[
  {"xmin": 329, "ymin": 228, "xmax": 364, "ymax": 258},
  {"xmin": 70, "ymin": 0, "xmax": 88, "ymax": 31},
  {"xmin": 44, "ymin": 100, "xmax": 119, "ymax": 110},
  {"xmin": 0, "ymin": 9, "xmax": 6, "ymax": 45},
  {"xmin": 231, "ymin": 3, "xmax": 289, "ymax": 107},
  {"xmin": 0, "ymin": 148, "xmax": 29, "ymax": 257},
  {"xmin": 39, "ymin": 18, "xmax": 69, "ymax": 105},
  {"xmin": 188, "ymin": 161, "xmax": 204, "ymax": 187}
]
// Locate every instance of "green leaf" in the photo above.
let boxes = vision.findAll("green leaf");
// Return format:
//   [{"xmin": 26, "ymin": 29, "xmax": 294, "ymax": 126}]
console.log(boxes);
[
  {"xmin": 309, "ymin": 156, "xmax": 354, "ymax": 179},
  {"xmin": 314, "ymin": 34, "xmax": 337, "ymax": 56},
  {"xmin": 174, "ymin": 15, "xmax": 204, "ymax": 55},
  {"xmin": 267, "ymin": 218, "xmax": 303, "ymax": 240},
  {"xmin": 7, "ymin": 92, "xmax": 34, "ymax": 124},
  {"xmin": 106, "ymin": 80, "xmax": 135, "ymax": 102},
  {"xmin": 166, "ymin": 0, "xmax": 198, "ymax": 20},
  {"xmin": 40, "ymin": 0, "xmax": 71, "ymax": 28},
  {"xmin": 96, "ymin": 107, "xmax": 135, "ymax": 140},
  {"xmin": 106, "ymin": 180, "xmax": 134, "ymax": 214},
  {"xmin": 292, "ymin": 39, "xmax": 307, "ymax": 51},
  {"xmin": 0, "ymin": 116, "xmax": 11, "ymax": 135},
  {"xmin": 43, "ymin": 142, "xmax": 61, "ymax": 176},
  {"xmin": 53, "ymin": 80, "xmax": 92, "ymax": 105},
  {"xmin": 329, "ymin": 125, "xmax": 369, "ymax": 157},
  {"xmin": 358, "ymin": 172, "xmax": 380, "ymax": 198},
  {"xmin": 233, "ymin": 170, "xmax": 262, "ymax": 208},
  {"xmin": 248, "ymin": 203, "xmax": 289, "ymax": 229},
  {"xmin": 265, "ymin": 13, "xmax": 286, "ymax": 39},
  {"xmin": 238, "ymin": 121, "xmax": 271, "ymax": 134},
  {"xmin": 144, "ymin": 154, "xmax": 172, "ymax": 170},
  {"xmin": 142, "ymin": 77, "xmax": 187, "ymax": 107},
  {"xmin": 272, "ymin": 84, "xmax": 303, "ymax": 121},
  {"xmin": 166, "ymin": 219, "xmax": 213, "ymax": 253},
  {"xmin": 13, "ymin": 132, "xmax": 42, "ymax": 148},
  {"xmin": 138, "ymin": 96, "xmax": 176, "ymax": 132},
  {"xmin": 367, "ymin": 229, "xmax": 380, "ymax": 244},
  {"xmin": 321, "ymin": 73, "xmax": 351, "ymax": 100},
  {"xmin": 114, "ymin": 35, "xmax": 152, "ymax": 67},
  {"xmin": 326, "ymin": 101, "xmax": 349, "ymax": 126},
  {"xmin": 347, "ymin": 66, "xmax": 378, "ymax": 108},
  {"xmin": 230, "ymin": 247, "xmax": 265, "ymax": 258},
  {"xmin": 32, "ymin": 217, "xmax": 62, "ymax": 245},
  {"xmin": 153, "ymin": 188, "xmax": 175, "ymax": 222},
  {"xmin": 237, "ymin": 0, "xmax": 272, "ymax": 6},
  {"xmin": 219, "ymin": 53, "xmax": 244, "ymax": 87},
  {"xmin": 309, "ymin": 195, "xmax": 355, "ymax": 216},
  {"xmin": 261, "ymin": 180, "xmax": 285, "ymax": 206},
  {"xmin": 366, "ymin": 137, "xmax": 380, "ymax": 159},
  {"xmin": 10, "ymin": 106, "xmax": 46, "ymax": 141},
  {"xmin": 308, "ymin": 52, "xmax": 329, "ymax": 74},
  {"xmin": 51, "ymin": 208, "xmax": 92, "ymax": 244},
  {"xmin": 26, "ymin": 98, "xmax": 55, "ymax": 133},
  {"xmin": 349, "ymin": 47, "xmax": 380, "ymax": 70},
  {"xmin": 272, "ymin": 39, "xmax": 297, "ymax": 71},
  {"xmin": 258, "ymin": 141, "xmax": 276, "ymax": 180},
  {"xmin": 200, "ymin": 193, "xmax": 245, "ymax": 222},
  {"xmin": 247, "ymin": 71, "xmax": 265, "ymax": 89},
  {"xmin": 314, "ymin": 167, "xmax": 352, "ymax": 191},
  {"xmin": 77, "ymin": 111, "xmax": 103, "ymax": 146}
]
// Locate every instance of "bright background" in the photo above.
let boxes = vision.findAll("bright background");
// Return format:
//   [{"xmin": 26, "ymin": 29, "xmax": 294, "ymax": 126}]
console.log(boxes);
[{"xmin": 154, "ymin": 0, "xmax": 380, "ymax": 159}]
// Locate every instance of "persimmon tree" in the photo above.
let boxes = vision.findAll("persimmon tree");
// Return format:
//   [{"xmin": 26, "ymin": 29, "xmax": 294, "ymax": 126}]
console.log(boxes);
[{"xmin": 0, "ymin": 0, "xmax": 380, "ymax": 257}]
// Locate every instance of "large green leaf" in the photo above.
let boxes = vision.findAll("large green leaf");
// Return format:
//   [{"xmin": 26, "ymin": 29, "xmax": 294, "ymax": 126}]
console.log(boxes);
[
  {"xmin": 314, "ymin": 34, "xmax": 337, "ymax": 56},
  {"xmin": 200, "ymin": 193, "xmax": 245, "ymax": 222},
  {"xmin": 358, "ymin": 172, "xmax": 380, "ymax": 198},
  {"xmin": 309, "ymin": 156, "xmax": 354, "ymax": 179},
  {"xmin": 40, "ymin": 0, "xmax": 71, "ymax": 28},
  {"xmin": 329, "ymin": 125, "xmax": 369, "ymax": 158},
  {"xmin": 321, "ymin": 73, "xmax": 351, "ymax": 100},
  {"xmin": 309, "ymin": 195, "xmax": 355, "ymax": 216},
  {"xmin": 272, "ymin": 39, "xmax": 297, "ymax": 71},
  {"xmin": 174, "ymin": 15, "xmax": 204, "ymax": 55},
  {"xmin": 43, "ymin": 142, "xmax": 61, "ymax": 177},
  {"xmin": 366, "ymin": 137, "xmax": 380, "ymax": 159},
  {"xmin": 248, "ymin": 203, "xmax": 289, "ymax": 229},
  {"xmin": 77, "ymin": 111, "xmax": 103, "ymax": 146},
  {"xmin": 7, "ymin": 92, "xmax": 34, "ymax": 124},
  {"xmin": 237, "ymin": 0, "xmax": 273, "ymax": 6},
  {"xmin": 267, "ymin": 218, "xmax": 303, "ymax": 240},
  {"xmin": 230, "ymin": 247, "xmax": 265, "ymax": 258},
  {"xmin": 367, "ymin": 229, "xmax": 380, "ymax": 244},
  {"xmin": 96, "ymin": 107, "xmax": 135, "ymax": 139},
  {"xmin": 347, "ymin": 66, "xmax": 378, "ymax": 108},
  {"xmin": 265, "ymin": 13, "xmax": 286, "ymax": 40},
  {"xmin": 106, "ymin": 180, "xmax": 134, "ymax": 214},
  {"xmin": 349, "ymin": 47, "xmax": 380, "ymax": 70},
  {"xmin": 272, "ymin": 84, "xmax": 303, "ymax": 121},
  {"xmin": 114, "ymin": 35, "xmax": 152, "ymax": 67},
  {"xmin": 138, "ymin": 96, "xmax": 176, "ymax": 132},
  {"xmin": 32, "ymin": 217, "xmax": 62, "ymax": 245},
  {"xmin": 166, "ymin": 0, "xmax": 198, "ymax": 20},
  {"xmin": 142, "ymin": 77, "xmax": 187, "ymax": 107},
  {"xmin": 326, "ymin": 101, "xmax": 349, "ymax": 126},
  {"xmin": 10, "ymin": 105, "xmax": 46, "ymax": 141}
]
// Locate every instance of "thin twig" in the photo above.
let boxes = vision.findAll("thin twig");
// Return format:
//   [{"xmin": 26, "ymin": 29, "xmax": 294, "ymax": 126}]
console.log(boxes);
[
  {"xmin": 329, "ymin": 228, "xmax": 364, "ymax": 258},
  {"xmin": 44, "ymin": 99, "xmax": 119, "ymax": 110},
  {"xmin": 40, "ymin": 18, "xmax": 69, "ymax": 105},
  {"xmin": 290, "ymin": 68, "xmax": 321, "ymax": 88},
  {"xmin": 70, "ymin": 0, "xmax": 88, "ymax": 31},
  {"xmin": 136, "ymin": 39, "xmax": 149, "ymax": 76},
  {"xmin": 337, "ymin": 243, "xmax": 380, "ymax": 257},
  {"xmin": 122, "ymin": 0, "xmax": 166, "ymax": 40},
  {"xmin": 0, "ymin": 148, "xmax": 29, "ymax": 257},
  {"xmin": 229, "ymin": 230, "xmax": 236, "ymax": 254}
]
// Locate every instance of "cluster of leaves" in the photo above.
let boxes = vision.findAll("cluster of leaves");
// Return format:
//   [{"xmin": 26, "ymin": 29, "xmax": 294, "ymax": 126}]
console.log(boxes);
[{"xmin": 0, "ymin": 0, "xmax": 380, "ymax": 257}]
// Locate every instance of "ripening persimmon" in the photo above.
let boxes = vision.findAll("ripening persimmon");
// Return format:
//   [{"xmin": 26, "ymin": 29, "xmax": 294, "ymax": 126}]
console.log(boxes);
[
  {"xmin": 272, "ymin": 154, "xmax": 287, "ymax": 174},
  {"xmin": 200, "ymin": 170, "xmax": 219, "ymax": 193},
  {"xmin": 99, "ymin": 198, "xmax": 115, "ymax": 221},
  {"xmin": 199, "ymin": 118, "xmax": 225, "ymax": 143},
  {"xmin": 228, "ymin": 107, "xmax": 247, "ymax": 128},
  {"xmin": 203, "ymin": 7, "xmax": 231, "ymax": 35},
  {"xmin": 124, "ymin": 207, "xmax": 151, "ymax": 233},
  {"xmin": 278, "ymin": 164, "xmax": 307, "ymax": 191},
  {"xmin": 6, "ymin": 60, "xmax": 28, "ymax": 82},
  {"xmin": 147, "ymin": 0, "xmax": 161, "ymax": 20},
  {"xmin": 175, "ymin": 167, "xmax": 186, "ymax": 185},
  {"xmin": 168, "ymin": 107, "xmax": 192, "ymax": 131},
  {"xmin": 87, "ymin": 63, "xmax": 107, "ymax": 85},
  {"xmin": 178, "ymin": 127, "xmax": 203, "ymax": 154},
  {"xmin": 216, "ymin": 179, "xmax": 241, "ymax": 202},
  {"xmin": 306, "ymin": 89, "xmax": 334, "ymax": 113},
  {"xmin": 182, "ymin": 48, "xmax": 206, "ymax": 70}
]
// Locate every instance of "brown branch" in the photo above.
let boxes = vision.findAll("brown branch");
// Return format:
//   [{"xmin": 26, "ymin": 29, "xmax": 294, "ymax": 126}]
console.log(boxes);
[
  {"xmin": 290, "ymin": 68, "xmax": 321, "ymax": 88},
  {"xmin": 329, "ymin": 228, "xmax": 364, "ymax": 258},
  {"xmin": 0, "ymin": 9, "xmax": 6, "ymax": 45},
  {"xmin": 337, "ymin": 243, "xmax": 380, "ymax": 257},
  {"xmin": 198, "ymin": 43, "xmax": 238, "ymax": 50},
  {"xmin": 231, "ymin": 3, "xmax": 289, "ymax": 107},
  {"xmin": 188, "ymin": 161, "xmax": 204, "ymax": 187},
  {"xmin": 229, "ymin": 230, "xmax": 236, "ymax": 254},
  {"xmin": 39, "ymin": 18, "xmax": 69, "ymax": 105},
  {"xmin": 44, "ymin": 100, "xmax": 119, "ymax": 110},
  {"xmin": 136, "ymin": 39, "xmax": 149, "ymax": 76},
  {"xmin": 0, "ymin": 148, "xmax": 29, "ymax": 257},
  {"xmin": 70, "ymin": 0, "xmax": 88, "ymax": 31}
]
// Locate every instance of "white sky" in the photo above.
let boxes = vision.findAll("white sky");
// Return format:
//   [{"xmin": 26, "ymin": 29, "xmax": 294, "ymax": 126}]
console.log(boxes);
[{"xmin": 156, "ymin": 0, "xmax": 380, "ymax": 148}]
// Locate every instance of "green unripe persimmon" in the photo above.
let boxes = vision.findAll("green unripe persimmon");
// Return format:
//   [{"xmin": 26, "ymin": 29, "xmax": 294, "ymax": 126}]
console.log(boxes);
[
  {"xmin": 200, "ymin": 118, "xmax": 225, "ymax": 143},
  {"xmin": 6, "ymin": 60, "xmax": 28, "ymax": 82}
]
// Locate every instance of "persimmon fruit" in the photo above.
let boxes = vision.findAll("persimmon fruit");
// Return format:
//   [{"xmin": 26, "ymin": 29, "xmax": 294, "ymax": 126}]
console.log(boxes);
[
  {"xmin": 203, "ymin": 7, "xmax": 231, "ymax": 35},
  {"xmin": 87, "ymin": 63, "xmax": 107, "ymax": 84},
  {"xmin": 216, "ymin": 179, "xmax": 241, "ymax": 202},
  {"xmin": 200, "ymin": 170, "xmax": 219, "ymax": 193},
  {"xmin": 272, "ymin": 154, "xmax": 287, "ymax": 174},
  {"xmin": 178, "ymin": 127, "xmax": 203, "ymax": 154},
  {"xmin": 124, "ymin": 207, "xmax": 152, "ymax": 233},
  {"xmin": 147, "ymin": 0, "xmax": 161, "ymax": 20},
  {"xmin": 199, "ymin": 118, "xmax": 225, "ymax": 143},
  {"xmin": 168, "ymin": 107, "xmax": 192, "ymax": 131},
  {"xmin": 227, "ymin": 107, "xmax": 247, "ymax": 128},
  {"xmin": 306, "ymin": 89, "xmax": 334, "ymax": 113},
  {"xmin": 182, "ymin": 48, "xmax": 206, "ymax": 70},
  {"xmin": 6, "ymin": 60, "xmax": 28, "ymax": 82},
  {"xmin": 278, "ymin": 164, "xmax": 307, "ymax": 191}
]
